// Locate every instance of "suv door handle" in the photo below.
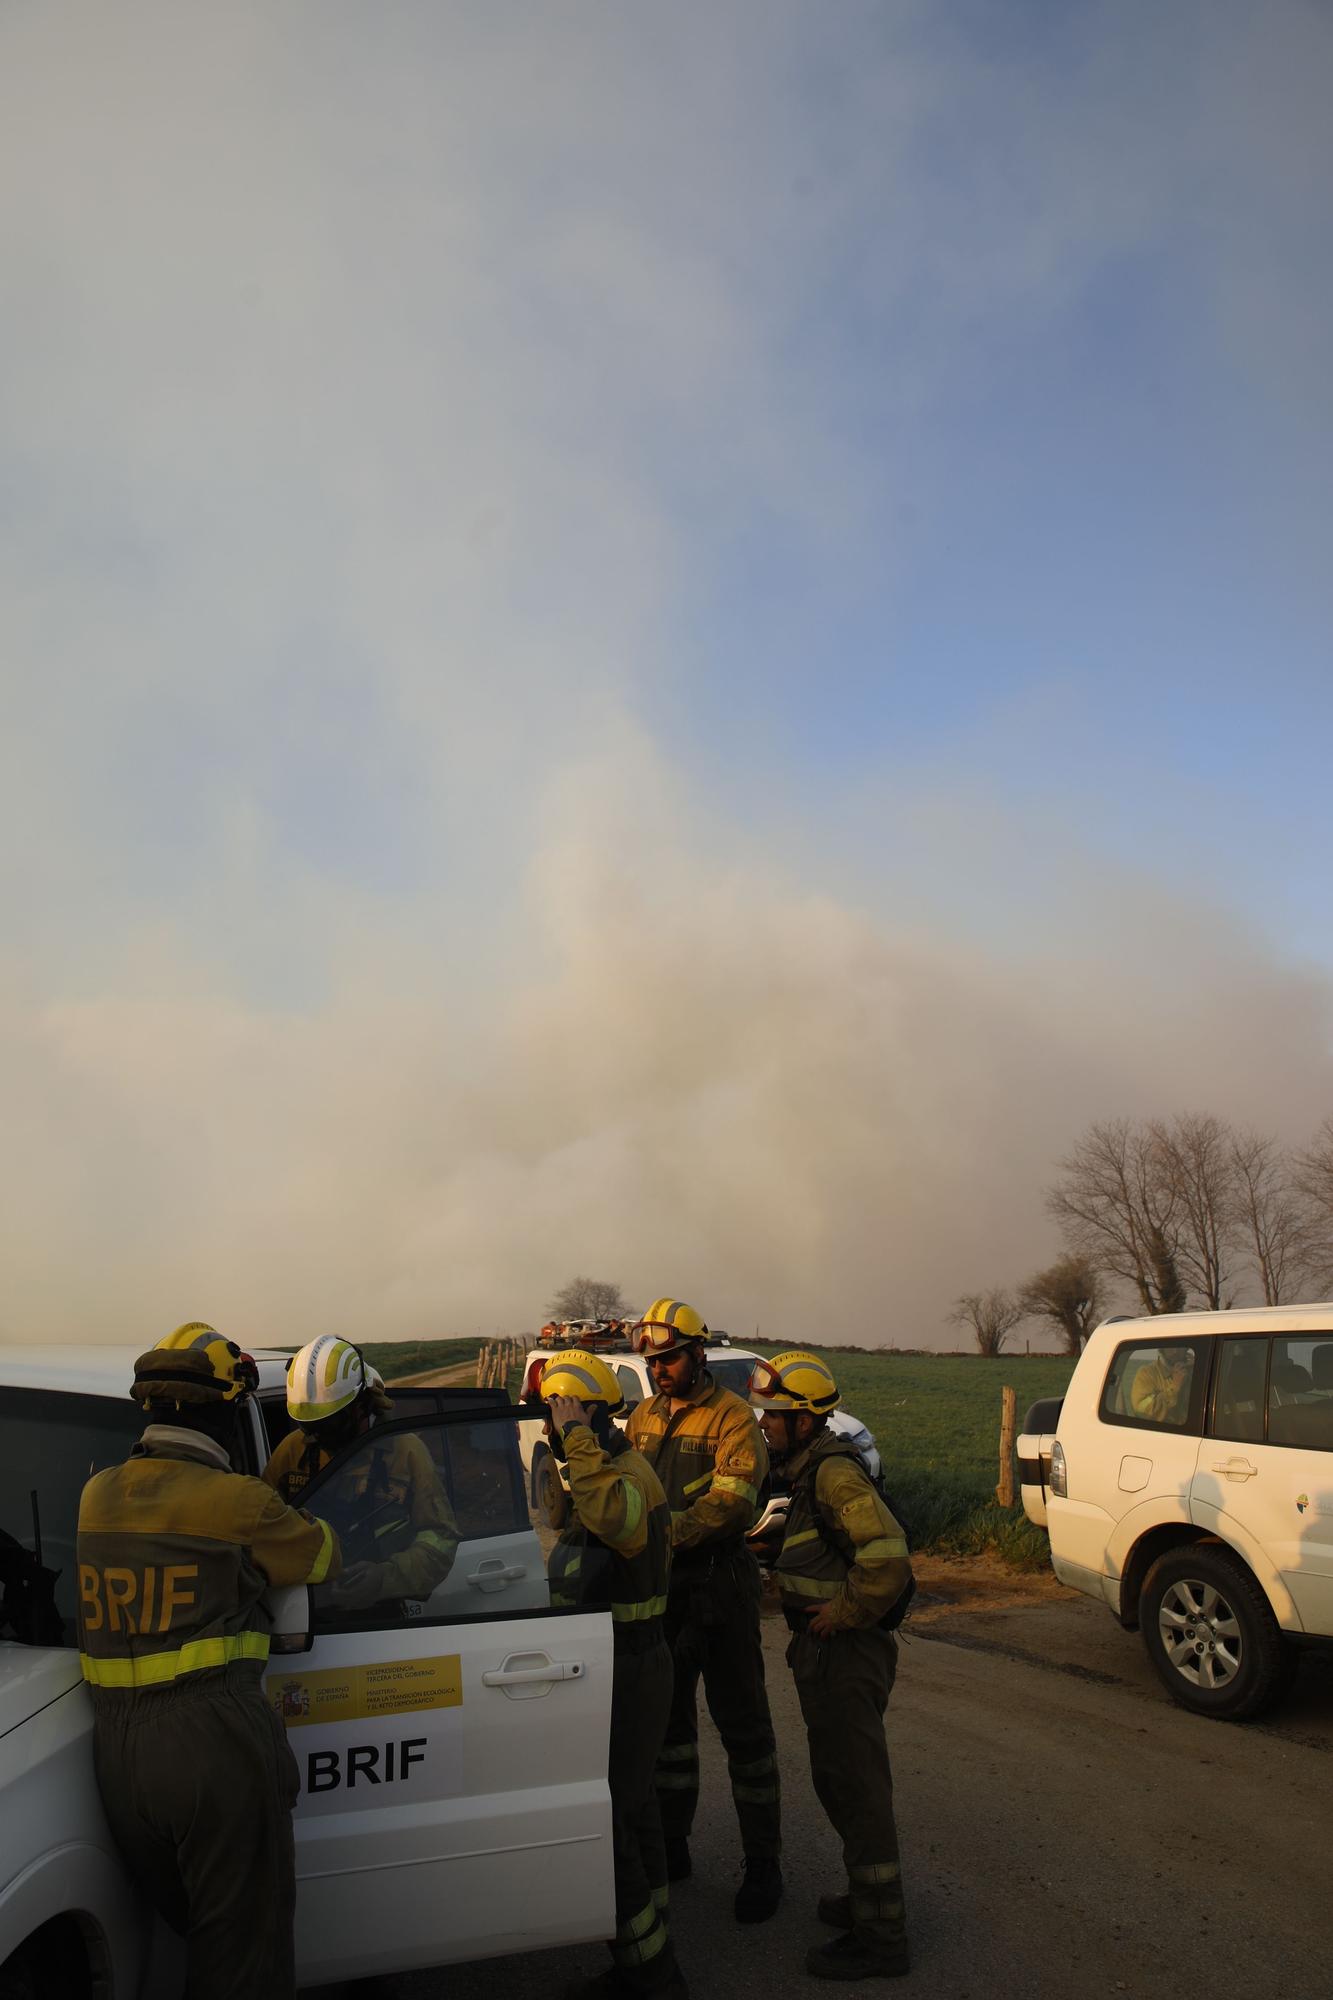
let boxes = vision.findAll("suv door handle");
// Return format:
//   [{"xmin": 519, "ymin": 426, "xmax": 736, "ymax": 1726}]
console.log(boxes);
[
  {"xmin": 466, "ymin": 1560, "xmax": 527, "ymax": 1591},
  {"xmin": 482, "ymin": 1661, "xmax": 584, "ymax": 1685},
  {"xmin": 481, "ymin": 1653, "xmax": 585, "ymax": 1699},
  {"xmin": 1210, "ymin": 1457, "xmax": 1258, "ymax": 1480}
]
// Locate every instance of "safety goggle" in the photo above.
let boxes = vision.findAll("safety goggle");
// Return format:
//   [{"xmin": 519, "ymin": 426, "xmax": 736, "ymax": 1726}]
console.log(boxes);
[{"xmin": 748, "ymin": 1357, "xmax": 785, "ymax": 1401}]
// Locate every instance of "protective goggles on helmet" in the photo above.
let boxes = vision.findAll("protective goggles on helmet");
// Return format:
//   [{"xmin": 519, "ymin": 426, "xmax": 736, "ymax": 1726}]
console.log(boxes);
[{"xmin": 749, "ymin": 1351, "xmax": 840, "ymax": 1414}]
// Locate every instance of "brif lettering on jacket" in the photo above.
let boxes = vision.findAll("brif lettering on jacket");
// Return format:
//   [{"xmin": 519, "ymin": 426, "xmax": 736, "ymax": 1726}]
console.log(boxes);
[{"xmin": 79, "ymin": 1562, "xmax": 200, "ymax": 1635}]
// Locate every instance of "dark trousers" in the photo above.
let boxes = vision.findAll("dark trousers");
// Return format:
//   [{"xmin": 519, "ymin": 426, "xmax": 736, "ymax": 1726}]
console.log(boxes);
[
  {"xmin": 608, "ymin": 1636, "xmax": 675, "ymax": 1990},
  {"xmin": 787, "ymin": 1623, "xmax": 907, "ymax": 1948},
  {"xmin": 91, "ymin": 1664, "xmax": 301, "ymax": 1999},
  {"xmin": 656, "ymin": 1544, "xmax": 781, "ymax": 1857}
]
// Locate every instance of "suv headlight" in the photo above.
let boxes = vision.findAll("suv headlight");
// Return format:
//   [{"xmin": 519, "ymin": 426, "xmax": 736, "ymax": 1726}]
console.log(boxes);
[{"xmin": 1049, "ymin": 1439, "xmax": 1067, "ymax": 1498}]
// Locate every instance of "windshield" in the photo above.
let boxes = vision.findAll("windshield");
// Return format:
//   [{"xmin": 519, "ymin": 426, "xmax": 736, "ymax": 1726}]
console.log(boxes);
[
  {"xmin": 0, "ymin": 1388, "xmax": 144, "ymax": 1647},
  {"xmin": 709, "ymin": 1358, "xmax": 757, "ymax": 1397}
]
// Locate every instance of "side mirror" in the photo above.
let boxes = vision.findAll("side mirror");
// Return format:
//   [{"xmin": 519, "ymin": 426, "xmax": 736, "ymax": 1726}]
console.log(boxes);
[{"xmin": 265, "ymin": 1583, "xmax": 312, "ymax": 1655}]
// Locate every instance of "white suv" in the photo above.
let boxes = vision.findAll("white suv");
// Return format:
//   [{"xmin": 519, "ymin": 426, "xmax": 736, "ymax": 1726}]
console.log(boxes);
[
  {"xmin": 1024, "ymin": 1305, "xmax": 1333, "ymax": 1720},
  {"xmin": 1, "ymin": 1347, "xmax": 618, "ymax": 1993}
]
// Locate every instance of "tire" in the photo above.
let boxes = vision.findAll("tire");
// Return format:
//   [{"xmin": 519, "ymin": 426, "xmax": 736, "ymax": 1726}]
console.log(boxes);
[
  {"xmin": 533, "ymin": 1448, "xmax": 564, "ymax": 1528},
  {"xmin": 1139, "ymin": 1543, "xmax": 1291, "ymax": 1721}
]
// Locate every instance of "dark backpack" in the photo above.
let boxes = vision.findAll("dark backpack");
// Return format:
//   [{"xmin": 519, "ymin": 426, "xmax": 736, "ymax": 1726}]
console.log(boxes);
[{"xmin": 798, "ymin": 1445, "xmax": 916, "ymax": 1633}]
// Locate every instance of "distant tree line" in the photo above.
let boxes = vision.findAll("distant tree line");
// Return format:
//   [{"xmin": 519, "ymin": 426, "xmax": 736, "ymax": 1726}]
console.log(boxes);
[{"xmin": 954, "ymin": 1113, "xmax": 1333, "ymax": 1357}]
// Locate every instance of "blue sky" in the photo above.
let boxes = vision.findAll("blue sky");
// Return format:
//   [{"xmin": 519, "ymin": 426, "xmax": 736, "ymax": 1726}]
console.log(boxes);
[{"xmin": 2, "ymin": 1, "xmax": 1331, "ymax": 1344}]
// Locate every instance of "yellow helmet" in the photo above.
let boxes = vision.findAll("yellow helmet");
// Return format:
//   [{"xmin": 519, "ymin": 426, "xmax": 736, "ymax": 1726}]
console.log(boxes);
[
  {"xmin": 286, "ymin": 1335, "xmax": 372, "ymax": 1425},
  {"xmin": 633, "ymin": 1298, "xmax": 708, "ymax": 1358},
  {"xmin": 132, "ymin": 1322, "xmax": 258, "ymax": 1407},
  {"xmin": 749, "ymin": 1349, "xmax": 840, "ymax": 1415},
  {"xmin": 538, "ymin": 1349, "xmax": 626, "ymax": 1412}
]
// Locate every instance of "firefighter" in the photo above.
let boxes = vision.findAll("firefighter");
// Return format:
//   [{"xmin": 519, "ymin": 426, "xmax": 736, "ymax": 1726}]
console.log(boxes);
[
  {"xmin": 1129, "ymin": 1347, "xmax": 1193, "ymax": 1424},
  {"xmin": 751, "ymin": 1350, "xmax": 913, "ymax": 1982},
  {"xmin": 263, "ymin": 1333, "xmax": 458, "ymax": 1609},
  {"xmin": 76, "ymin": 1324, "xmax": 342, "ymax": 2000},
  {"xmin": 536, "ymin": 1351, "xmax": 685, "ymax": 1999},
  {"xmin": 626, "ymin": 1299, "xmax": 782, "ymax": 1923}
]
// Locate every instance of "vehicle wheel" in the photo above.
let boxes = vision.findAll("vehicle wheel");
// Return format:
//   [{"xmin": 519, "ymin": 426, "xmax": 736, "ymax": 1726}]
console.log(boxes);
[
  {"xmin": 533, "ymin": 1448, "xmax": 564, "ymax": 1528},
  {"xmin": 1139, "ymin": 1544, "xmax": 1290, "ymax": 1721}
]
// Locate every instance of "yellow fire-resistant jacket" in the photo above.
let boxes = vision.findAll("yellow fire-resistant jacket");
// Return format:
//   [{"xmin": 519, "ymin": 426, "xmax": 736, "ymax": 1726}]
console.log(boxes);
[
  {"xmin": 626, "ymin": 1375, "xmax": 766, "ymax": 1555},
  {"xmin": 263, "ymin": 1428, "xmax": 459, "ymax": 1602},
  {"xmin": 548, "ymin": 1427, "xmax": 671, "ymax": 1640},
  {"xmin": 77, "ymin": 1426, "xmax": 340, "ymax": 1691},
  {"xmin": 774, "ymin": 1431, "xmax": 911, "ymax": 1633},
  {"xmin": 1129, "ymin": 1357, "xmax": 1189, "ymax": 1423}
]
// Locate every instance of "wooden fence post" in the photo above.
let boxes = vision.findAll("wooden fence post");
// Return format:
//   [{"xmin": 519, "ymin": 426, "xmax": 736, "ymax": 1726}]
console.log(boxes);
[{"xmin": 996, "ymin": 1385, "xmax": 1017, "ymax": 1507}]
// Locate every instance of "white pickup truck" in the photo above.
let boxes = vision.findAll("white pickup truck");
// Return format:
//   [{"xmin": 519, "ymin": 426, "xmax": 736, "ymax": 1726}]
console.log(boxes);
[
  {"xmin": 0, "ymin": 1347, "xmax": 619, "ymax": 1995},
  {"xmin": 516, "ymin": 1341, "xmax": 882, "ymax": 1531}
]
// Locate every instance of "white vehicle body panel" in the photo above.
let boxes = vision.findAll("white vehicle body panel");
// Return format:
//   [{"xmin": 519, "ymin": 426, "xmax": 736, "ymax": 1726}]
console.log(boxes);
[
  {"xmin": 0, "ymin": 1645, "xmax": 150, "ymax": 1995},
  {"xmin": 273, "ymin": 1610, "xmax": 614, "ymax": 1983}
]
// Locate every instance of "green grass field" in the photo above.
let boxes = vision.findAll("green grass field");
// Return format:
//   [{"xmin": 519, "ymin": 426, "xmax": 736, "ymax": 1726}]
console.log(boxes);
[
  {"xmin": 757, "ymin": 1346, "xmax": 1076, "ymax": 1567},
  {"xmin": 361, "ymin": 1338, "xmax": 1076, "ymax": 1568}
]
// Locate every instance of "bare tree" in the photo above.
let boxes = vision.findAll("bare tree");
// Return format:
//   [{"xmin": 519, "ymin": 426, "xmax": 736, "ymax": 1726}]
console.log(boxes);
[
  {"xmin": 1047, "ymin": 1119, "xmax": 1187, "ymax": 1315},
  {"xmin": 1151, "ymin": 1113, "xmax": 1237, "ymax": 1311},
  {"xmin": 1231, "ymin": 1129, "xmax": 1314, "ymax": 1304},
  {"xmin": 1018, "ymin": 1253, "xmax": 1106, "ymax": 1356},
  {"xmin": 949, "ymin": 1288, "xmax": 1024, "ymax": 1358},
  {"xmin": 1291, "ymin": 1116, "xmax": 1333, "ymax": 1293},
  {"xmin": 546, "ymin": 1276, "xmax": 627, "ymax": 1322}
]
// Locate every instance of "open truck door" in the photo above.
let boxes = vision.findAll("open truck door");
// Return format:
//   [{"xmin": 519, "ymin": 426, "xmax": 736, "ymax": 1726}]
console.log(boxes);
[{"xmin": 265, "ymin": 1405, "xmax": 614, "ymax": 1986}]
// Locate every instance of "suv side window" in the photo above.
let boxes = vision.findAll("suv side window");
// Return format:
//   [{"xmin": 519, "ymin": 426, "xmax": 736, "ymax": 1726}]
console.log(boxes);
[
  {"xmin": 1267, "ymin": 1336, "xmax": 1333, "ymax": 1451},
  {"xmin": 615, "ymin": 1365, "xmax": 643, "ymax": 1410},
  {"xmin": 1211, "ymin": 1339, "xmax": 1267, "ymax": 1444},
  {"xmin": 304, "ymin": 1408, "xmax": 555, "ymax": 1633},
  {"xmin": 1099, "ymin": 1340, "xmax": 1205, "ymax": 1434},
  {"xmin": 0, "ymin": 1388, "xmax": 144, "ymax": 1647}
]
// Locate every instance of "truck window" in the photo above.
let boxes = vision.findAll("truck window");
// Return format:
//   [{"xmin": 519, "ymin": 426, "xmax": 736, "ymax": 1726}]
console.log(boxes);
[
  {"xmin": 709, "ymin": 1358, "xmax": 756, "ymax": 1397},
  {"xmin": 303, "ymin": 1408, "xmax": 557, "ymax": 1633},
  {"xmin": 1211, "ymin": 1338, "xmax": 1267, "ymax": 1445},
  {"xmin": 1099, "ymin": 1340, "xmax": 1204, "ymax": 1433},
  {"xmin": 1267, "ymin": 1335, "xmax": 1333, "ymax": 1450},
  {"xmin": 0, "ymin": 1388, "xmax": 144, "ymax": 1647},
  {"xmin": 615, "ymin": 1365, "xmax": 642, "ymax": 1409}
]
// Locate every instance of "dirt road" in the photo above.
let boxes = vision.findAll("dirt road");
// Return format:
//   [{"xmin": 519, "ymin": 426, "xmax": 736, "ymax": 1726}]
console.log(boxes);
[{"xmin": 321, "ymin": 1562, "xmax": 1333, "ymax": 1999}]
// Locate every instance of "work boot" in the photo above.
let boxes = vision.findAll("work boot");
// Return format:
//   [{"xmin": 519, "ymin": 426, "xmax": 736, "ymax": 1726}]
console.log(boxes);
[
  {"xmin": 664, "ymin": 1836, "xmax": 692, "ymax": 1882},
  {"xmin": 734, "ymin": 1855, "xmax": 783, "ymax": 1923},
  {"xmin": 816, "ymin": 1893, "xmax": 852, "ymax": 1929},
  {"xmin": 806, "ymin": 1933, "xmax": 911, "ymax": 1981}
]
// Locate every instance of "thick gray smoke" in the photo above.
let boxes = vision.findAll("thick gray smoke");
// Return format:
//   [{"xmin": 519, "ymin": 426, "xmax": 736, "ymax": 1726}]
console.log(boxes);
[{"xmin": 3, "ymin": 740, "xmax": 1330, "ymax": 1347}]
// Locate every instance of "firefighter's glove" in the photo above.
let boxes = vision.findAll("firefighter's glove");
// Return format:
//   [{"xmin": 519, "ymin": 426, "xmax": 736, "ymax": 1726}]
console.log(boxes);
[{"xmin": 329, "ymin": 1560, "xmax": 386, "ymax": 1610}]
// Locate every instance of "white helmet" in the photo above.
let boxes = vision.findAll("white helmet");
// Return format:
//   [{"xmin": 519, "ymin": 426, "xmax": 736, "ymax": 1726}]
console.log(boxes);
[{"xmin": 286, "ymin": 1335, "xmax": 372, "ymax": 1425}]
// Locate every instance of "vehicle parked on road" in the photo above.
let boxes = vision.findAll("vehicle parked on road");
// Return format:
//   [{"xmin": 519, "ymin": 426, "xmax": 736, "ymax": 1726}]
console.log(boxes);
[
  {"xmin": 1021, "ymin": 1305, "xmax": 1333, "ymax": 1720},
  {"xmin": 517, "ymin": 1340, "xmax": 882, "ymax": 1534},
  {"xmin": 0, "ymin": 1346, "xmax": 616, "ymax": 1995}
]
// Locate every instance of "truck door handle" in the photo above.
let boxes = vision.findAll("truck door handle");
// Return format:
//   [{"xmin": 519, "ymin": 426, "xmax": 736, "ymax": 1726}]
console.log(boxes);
[
  {"xmin": 1210, "ymin": 1458, "xmax": 1258, "ymax": 1481},
  {"xmin": 482, "ymin": 1657, "xmax": 584, "ymax": 1688},
  {"xmin": 466, "ymin": 1560, "xmax": 527, "ymax": 1591}
]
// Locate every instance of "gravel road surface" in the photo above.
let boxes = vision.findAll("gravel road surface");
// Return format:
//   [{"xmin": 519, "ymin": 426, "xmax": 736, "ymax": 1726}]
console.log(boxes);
[{"xmin": 312, "ymin": 1561, "xmax": 1333, "ymax": 2000}]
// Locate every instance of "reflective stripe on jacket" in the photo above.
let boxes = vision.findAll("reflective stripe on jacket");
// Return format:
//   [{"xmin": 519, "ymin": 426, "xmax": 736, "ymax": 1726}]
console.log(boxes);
[
  {"xmin": 77, "ymin": 1429, "xmax": 341, "ymax": 1690},
  {"xmin": 263, "ymin": 1428, "xmax": 459, "ymax": 1601},
  {"xmin": 549, "ymin": 1427, "xmax": 671, "ymax": 1639},
  {"xmin": 774, "ymin": 1434, "xmax": 911, "ymax": 1633},
  {"xmin": 626, "ymin": 1376, "xmax": 766, "ymax": 1553}
]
